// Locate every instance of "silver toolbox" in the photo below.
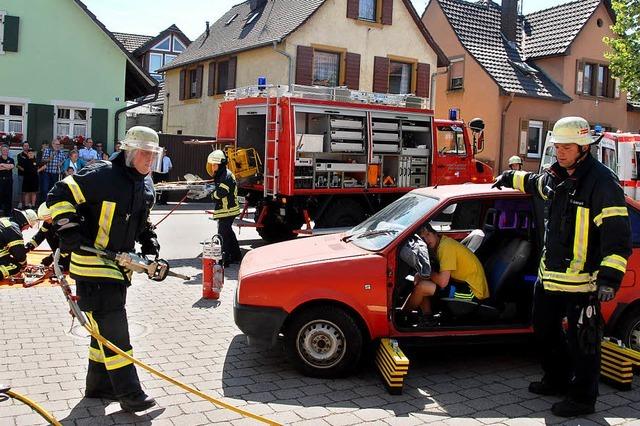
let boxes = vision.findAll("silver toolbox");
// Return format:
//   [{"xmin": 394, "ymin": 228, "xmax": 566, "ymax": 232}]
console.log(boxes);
[
  {"xmin": 401, "ymin": 147, "xmax": 430, "ymax": 157},
  {"xmin": 372, "ymin": 143, "xmax": 399, "ymax": 153},
  {"xmin": 295, "ymin": 157, "xmax": 313, "ymax": 166},
  {"xmin": 330, "ymin": 142, "xmax": 364, "ymax": 152},
  {"xmin": 401, "ymin": 124, "xmax": 429, "ymax": 132},
  {"xmin": 330, "ymin": 119, "xmax": 363, "ymax": 129},
  {"xmin": 296, "ymin": 134, "xmax": 325, "ymax": 153},
  {"xmin": 372, "ymin": 121, "xmax": 399, "ymax": 131},
  {"xmin": 410, "ymin": 156, "xmax": 428, "ymax": 165},
  {"xmin": 330, "ymin": 130, "xmax": 363, "ymax": 140},
  {"xmin": 316, "ymin": 163, "xmax": 367, "ymax": 172},
  {"xmin": 372, "ymin": 132, "xmax": 399, "ymax": 142}
]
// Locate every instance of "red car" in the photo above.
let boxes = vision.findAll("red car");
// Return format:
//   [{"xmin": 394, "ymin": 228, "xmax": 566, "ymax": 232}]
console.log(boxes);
[{"xmin": 234, "ymin": 184, "xmax": 640, "ymax": 377}]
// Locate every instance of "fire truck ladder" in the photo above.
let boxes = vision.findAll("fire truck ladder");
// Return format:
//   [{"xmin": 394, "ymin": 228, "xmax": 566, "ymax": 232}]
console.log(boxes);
[{"xmin": 263, "ymin": 91, "xmax": 281, "ymax": 199}]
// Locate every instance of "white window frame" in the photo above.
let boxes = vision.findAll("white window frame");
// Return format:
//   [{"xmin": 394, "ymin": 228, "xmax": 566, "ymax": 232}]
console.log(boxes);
[
  {"xmin": 0, "ymin": 11, "xmax": 5, "ymax": 55},
  {"xmin": 55, "ymin": 106, "xmax": 90, "ymax": 139},
  {"xmin": 152, "ymin": 36, "xmax": 171, "ymax": 52},
  {"xmin": 0, "ymin": 102, "xmax": 25, "ymax": 137},
  {"xmin": 164, "ymin": 53, "xmax": 177, "ymax": 65},
  {"xmin": 527, "ymin": 120, "xmax": 544, "ymax": 159},
  {"xmin": 172, "ymin": 36, "xmax": 186, "ymax": 53},
  {"xmin": 149, "ymin": 52, "xmax": 164, "ymax": 80}
]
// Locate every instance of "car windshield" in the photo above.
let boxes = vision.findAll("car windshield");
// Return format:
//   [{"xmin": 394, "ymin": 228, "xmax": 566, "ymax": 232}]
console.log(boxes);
[{"xmin": 346, "ymin": 193, "xmax": 440, "ymax": 251}]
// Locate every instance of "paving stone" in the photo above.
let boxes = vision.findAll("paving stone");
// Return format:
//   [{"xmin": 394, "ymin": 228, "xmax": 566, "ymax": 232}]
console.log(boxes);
[{"xmin": 324, "ymin": 412, "xmax": 364, "ymax": 426}]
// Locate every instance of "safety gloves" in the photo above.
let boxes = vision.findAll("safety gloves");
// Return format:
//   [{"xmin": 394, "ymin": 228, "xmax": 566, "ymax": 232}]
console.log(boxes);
[
  {"xmin": 140, "ymin": 238, "xmax": 160, "ymax": 259},
  {"xmin": 24, "ymin": 242, "xmax": 35, "ymax": 252},
  {"xmin": 491, "ymin": 170, "xmax": 514, "ymax": 190},
  {"xmin": 56, "ymin": 218, "xmax": 86, "ymax": 252},
  {"xmin": 597, "ymin": 285, "xmax": 616, "ymax": 302}
]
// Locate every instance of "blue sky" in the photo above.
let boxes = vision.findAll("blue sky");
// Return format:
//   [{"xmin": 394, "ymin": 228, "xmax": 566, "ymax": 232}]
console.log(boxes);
[{"xmin": 82, "ymin": 0, "xmax": 567, "ymax": 41}]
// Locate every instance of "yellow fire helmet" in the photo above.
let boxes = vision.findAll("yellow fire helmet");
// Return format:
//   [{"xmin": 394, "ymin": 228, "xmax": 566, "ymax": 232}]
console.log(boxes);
[
  {"xmin": 508, "ymin": 155, "xmax": 523, "ymax": 165},
  {"xmin": 206, "ymin": 150, "xmax": 226, "ymax": 176},
  {"xmin": 549, "ymin": 116, "xmax": 593, "ymax": 146},
  {"xmin": 37, "ymin": 203, "xmax": 51, "ymax": 221}
]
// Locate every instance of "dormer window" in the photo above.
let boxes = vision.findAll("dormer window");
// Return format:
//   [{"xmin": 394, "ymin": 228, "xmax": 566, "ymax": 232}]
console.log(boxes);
[
  {"xmin": 172, "ymin": 37, "xmax": 186, "ymax": 53},
  {"xmin": 359, "ymin": 0, "xmax": 377, "ymax": 21},
  {"xmin": 153, "ymin": 36, "xmax": 171, "ymax": 51}
]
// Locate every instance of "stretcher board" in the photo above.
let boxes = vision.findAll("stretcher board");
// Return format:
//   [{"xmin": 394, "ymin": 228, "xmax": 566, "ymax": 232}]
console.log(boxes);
[
  {"xmin": 376, "ymin": 338, "xmax": 409, "ymax": 395},
  {"xmin": 600, "ymin": 338, "xmax": 640, "ymax": 390},
  {"xmin": 0, "ymin": 251, "xmax": 73, "ymax": 288}
]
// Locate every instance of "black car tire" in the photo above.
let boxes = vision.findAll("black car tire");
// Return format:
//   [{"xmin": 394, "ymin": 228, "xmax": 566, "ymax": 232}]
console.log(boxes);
[
  {"xmin": 614, "ymin": 306, "xmax": 640, "ymax": 351},
  {"xmin": 285, "ymin": 305, "xmax": 363, "ymax": 378}
]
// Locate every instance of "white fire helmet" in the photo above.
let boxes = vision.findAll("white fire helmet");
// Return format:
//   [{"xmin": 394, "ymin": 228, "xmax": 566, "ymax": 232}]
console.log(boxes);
[
  {"xmin": 120, "ymin": 126, "xmax": 164, "ymax": 173},
  {"xmin": 549, "ymin": 116, "xmax": 593, "ymax": 146}
]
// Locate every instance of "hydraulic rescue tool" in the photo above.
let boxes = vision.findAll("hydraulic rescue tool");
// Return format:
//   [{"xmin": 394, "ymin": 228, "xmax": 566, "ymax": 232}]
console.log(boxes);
[
  {"xmin": 79, "ymin": 245, "xmax": 191, "ymax": 281},
  {"xmin": 153, "ymin": 174, "xmax": 216, "ymax": 200},
  {"xmin": 52, "ymin": 250, "xmax": 280, "ymax": 425}
]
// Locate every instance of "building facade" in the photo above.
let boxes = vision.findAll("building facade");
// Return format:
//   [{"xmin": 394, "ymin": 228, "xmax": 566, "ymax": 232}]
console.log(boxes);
[{"xmin": 160, "ymin": 0, "xmax": 447, "ymax": 137}]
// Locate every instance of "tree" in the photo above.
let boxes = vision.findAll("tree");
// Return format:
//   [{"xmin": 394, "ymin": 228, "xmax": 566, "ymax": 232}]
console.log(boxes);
[{"xmin": 604, "ymin": 0, "xmax": 640, "ymax": 101}]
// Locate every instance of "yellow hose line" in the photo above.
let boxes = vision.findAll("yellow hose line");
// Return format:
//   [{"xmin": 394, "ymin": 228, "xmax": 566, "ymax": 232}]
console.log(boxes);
[
  {"xmin": 83, "ymin": 324, "xmax": 281, "ymax": 425},
  {"xmin": 5, "ymin": 390, "xmax": 62, "ymax": 426}
]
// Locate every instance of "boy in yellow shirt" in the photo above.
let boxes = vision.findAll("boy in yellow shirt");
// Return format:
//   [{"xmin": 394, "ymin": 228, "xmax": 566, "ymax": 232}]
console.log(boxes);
[{"xmin": 404, "ymin": 222, "xmax": 489, "ymax": 318}]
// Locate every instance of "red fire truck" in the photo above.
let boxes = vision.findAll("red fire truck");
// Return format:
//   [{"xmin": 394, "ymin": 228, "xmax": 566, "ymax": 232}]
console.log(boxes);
[{"xmin": 217, "ymin": 85, "xmax": 494, "ymax": 242}]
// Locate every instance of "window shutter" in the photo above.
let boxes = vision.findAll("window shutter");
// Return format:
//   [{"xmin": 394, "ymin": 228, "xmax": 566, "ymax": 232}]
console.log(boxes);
[
  {"xmin": 344, "ymin": 52, "xmax": 361, "ymax": 90},
  {"xmin": 3, "ymin": 15, "xmax": 19, "ymax": 52},
  {"xmin": 26, "ymin": 104, "xmax": 54, "ymax": 147},
  {"xmin": 295, "ymin": 46, "xmax": 314, "ymax": 85},
  {"xmin": 381, "ymin": 0, "xmax": 393, "ymax": 25},
  {"xmin": 519, "ymin": 118, "xmax": 529, "ymax": 155},
  {"xmin": 347, "ymin": 0, "xmax": 359, "ymax": 19},
  {"xmin": 228, "ymin": 57, "xmax": 237, "ymax": 90},
  {"xmin": 575, "ymin": 60, "xmax": 584, "ymax": 94},
  {"xmin": 90, "ymin": 108, "xmax": 108, "ymax": 145},
  {"xmin": 373, "ymin": 56, "xmax": 390, "ymax": 93},
  {"xmin": 195, "ymin": 65, "xmax": 203, "ymax": 98},
  {"xmin": 179, "ymin": 69, "xmax": 186, "ymax": 100},
  {"xmin": 207, "ymin": 62, "xmax": 216, "ymax": 96},
  {"xmin": 416, "ymin": 63, "xmax": 430, "ymax": 98}
]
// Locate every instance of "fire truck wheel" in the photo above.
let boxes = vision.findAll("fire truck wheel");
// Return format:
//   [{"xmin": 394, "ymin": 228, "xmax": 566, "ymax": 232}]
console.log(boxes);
[
  {"xmin": 285, "ymin": 305, "xmax": 363, "ymax": 378},
  {"xmin": 614, "ymin": 306, "xmax": 640, "ymax": 352},
  {"xmin": 316, "ymin": 199, "xmax": 366, "ymax": 228},
  {"xmin": 255, "ymin": 210, "xmax": 299, "ymax": 243}
]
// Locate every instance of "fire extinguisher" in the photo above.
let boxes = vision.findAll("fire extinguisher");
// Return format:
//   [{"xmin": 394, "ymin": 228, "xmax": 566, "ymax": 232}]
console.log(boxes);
[{"xmin": 202, "ymin": 234, "xmax": 224, "ymax": 299}]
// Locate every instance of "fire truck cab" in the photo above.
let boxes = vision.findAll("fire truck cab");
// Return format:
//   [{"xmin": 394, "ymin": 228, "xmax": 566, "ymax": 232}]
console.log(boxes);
[{"xmin": 218, "ymin": 85, "xmax": 493, "ymax": 242}]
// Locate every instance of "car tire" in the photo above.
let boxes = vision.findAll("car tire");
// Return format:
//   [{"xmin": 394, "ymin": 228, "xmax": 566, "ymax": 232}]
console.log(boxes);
[
  {"xmin": 614, "ymin": 306, "xmax": 640, "ymax": 351},
  {"xmin": 285, "ymin": 305, "xmax": 363, "ymax": 378}
]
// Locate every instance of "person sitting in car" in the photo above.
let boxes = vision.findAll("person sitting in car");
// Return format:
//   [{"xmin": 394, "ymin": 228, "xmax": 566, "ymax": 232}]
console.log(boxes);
[{"xmin": 403, "ymin": 222, "xmax": 489, "ymax": 323}]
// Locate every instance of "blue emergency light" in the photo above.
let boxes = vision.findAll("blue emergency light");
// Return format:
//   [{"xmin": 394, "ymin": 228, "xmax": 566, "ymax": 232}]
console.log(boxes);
[
  {"xmin": 258, "ymin": 76, "xmax": 267, "ymax": 90},
  {"xmin": 449, "ymin": 108, "xmax": 459, "ymax": 121},
  {"xmin": 594, "ymin": 124, "xmax": 603, "ymax": 134}
]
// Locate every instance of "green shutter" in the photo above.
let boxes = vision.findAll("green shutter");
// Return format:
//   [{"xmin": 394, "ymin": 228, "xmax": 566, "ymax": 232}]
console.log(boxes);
[
  {"xmin": 3, "ymin": 15, "xmax": 19, "ymax": 52},
  {"xmin": 26, "ymin": 104, "xmax": 54, "ymax": 148},
  {"xmin": 91, "ymin": 108, "xmax": 108, "ymax": 146}
]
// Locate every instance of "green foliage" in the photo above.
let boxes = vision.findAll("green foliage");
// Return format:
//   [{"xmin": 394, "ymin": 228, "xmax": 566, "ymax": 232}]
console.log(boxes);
[{"xmin": 604, "ymin": 0, "xmax": 640, "ymax": 101}]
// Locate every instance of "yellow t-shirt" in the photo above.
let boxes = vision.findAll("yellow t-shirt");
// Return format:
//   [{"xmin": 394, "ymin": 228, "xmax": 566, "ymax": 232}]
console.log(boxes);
[{"xmin": 436, "ymin": 236, "xmax": 489, "ymax": 300}]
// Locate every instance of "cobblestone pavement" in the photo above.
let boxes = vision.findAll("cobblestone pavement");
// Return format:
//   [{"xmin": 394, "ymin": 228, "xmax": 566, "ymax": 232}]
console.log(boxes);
[{"xmin": 1, "ymin": 208, "xmax": 640, "ymax": 425}]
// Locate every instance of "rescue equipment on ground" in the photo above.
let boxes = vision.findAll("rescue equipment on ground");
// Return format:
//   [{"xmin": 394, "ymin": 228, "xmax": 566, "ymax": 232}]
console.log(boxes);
[
  {"xmin": 376, "ymin": 338, "xmax": 410, "ymax": 394},
  {"xmin": 153, "ymin": 174, "xmax": 216, "ymax": 200},
  {"xmin": 79, "ymin": 245, "xmax": 191, "ymax": 281},
  {"xmin": 52, "ymin": 250, "xmax": 281, "ymax": 425},
  {"xmin": 0, "ymin": 385, "xmax": 62, "ymax": 425},
  {"xmin": 601, "ymin": 338, "xmax": 640, "ymax": 390},
  {"xmin": 202, "ymin": 235, "xmax": 224, "ymax": 300}
]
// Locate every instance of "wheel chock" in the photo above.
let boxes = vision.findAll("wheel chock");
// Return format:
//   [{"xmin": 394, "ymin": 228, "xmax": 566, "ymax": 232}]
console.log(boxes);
[
  {"xmin": 376, "ymin": 338, "xmax": 409, "ymax": 395},
  {"xmin": 601, "ymin": 338, "xmax": 640, "ymax": 390}
]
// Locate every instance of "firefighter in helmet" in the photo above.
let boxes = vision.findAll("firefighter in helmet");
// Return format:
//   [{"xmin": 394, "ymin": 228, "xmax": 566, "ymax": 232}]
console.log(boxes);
[
  {"xmin": 0, "ymin": 209, "xmax": 38, "ymax": 279},
  {"xmin": 24, "ymin": 203, "xmax": 70, "ymax": 271},
  {"xmin": 508, "ymin": 155, "xmax": 523, "ymax": 171},
  {"xmin": 493, "ymin": 116, "xmax": 632, "ymax": 417},
  {"xmin": 47, "ymin": 126, "xmax": 163, "ymax": 412},
  {"xmin": 206, "ymin": 149, "xmax": 241, "ymax": 266}
]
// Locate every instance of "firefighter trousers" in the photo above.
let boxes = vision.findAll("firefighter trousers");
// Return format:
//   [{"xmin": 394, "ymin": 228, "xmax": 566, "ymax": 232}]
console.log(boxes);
[
  {"xmin": 218, "ymin": 216, "xmax": 241, "ymax": 264},
  {"xmin": 0, "ymin": 257, "xmax": 20, "ymax": 279},
  {"xmin": 76, "ymin": 280, "xmax": 143, "ymax": 398},
  {"xmin": 532, "ymin": 283, "xmax": 601, "ymax": 405}
]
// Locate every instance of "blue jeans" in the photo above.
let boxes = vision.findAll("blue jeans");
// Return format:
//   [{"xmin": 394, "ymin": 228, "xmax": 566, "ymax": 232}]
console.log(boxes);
[{"xmin": 39, "ymin": 172, "xmax": 58, "ymax": 204}]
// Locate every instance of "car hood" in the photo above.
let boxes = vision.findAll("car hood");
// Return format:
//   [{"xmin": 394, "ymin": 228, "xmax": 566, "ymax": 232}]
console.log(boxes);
[{"xmin": 240, "ymin": 233, "xmax": 371, "ymax": 276}]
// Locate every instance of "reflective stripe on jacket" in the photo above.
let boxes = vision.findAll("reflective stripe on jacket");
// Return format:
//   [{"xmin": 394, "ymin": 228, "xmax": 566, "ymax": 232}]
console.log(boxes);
[
  {"xmin": 0, "ymin": 217, "xmax": 27, "ymax": 269},
  {"xmin": 505, "ymin": 154, "xmax": 631, "ymax": 293},
  {"xmin": 212, "ymin": 167, "xmax": 240, "ymax": 219}
]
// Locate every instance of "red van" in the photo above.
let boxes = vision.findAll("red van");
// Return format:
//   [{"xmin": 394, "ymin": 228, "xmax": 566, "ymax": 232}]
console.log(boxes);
[{"xmin": 234, "ymin": 184, "xmax": 640, "ymax": 377}]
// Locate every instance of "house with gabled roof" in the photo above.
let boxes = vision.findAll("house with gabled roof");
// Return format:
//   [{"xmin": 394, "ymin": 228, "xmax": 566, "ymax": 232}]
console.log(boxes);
[
  {"xmin": 423, "ymin": 0, "xmax": 640, "ymax": 171},
  {"xmin": 159, "ymin": 0, "xmax": 448, "ymax": 136}
]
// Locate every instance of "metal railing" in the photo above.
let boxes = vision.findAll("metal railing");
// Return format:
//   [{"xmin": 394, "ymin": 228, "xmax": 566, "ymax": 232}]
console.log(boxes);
[{"xmin": 224, "ymin": 84, "xmax": 429, "ymax": 109}]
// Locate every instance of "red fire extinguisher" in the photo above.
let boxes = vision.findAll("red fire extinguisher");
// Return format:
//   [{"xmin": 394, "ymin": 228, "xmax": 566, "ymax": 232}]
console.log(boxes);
[{"xmin": 202, "ymin": 234, "xmax": 224, "ymax": 299}]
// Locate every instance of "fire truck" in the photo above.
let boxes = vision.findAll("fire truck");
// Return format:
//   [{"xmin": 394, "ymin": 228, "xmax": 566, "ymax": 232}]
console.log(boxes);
[{"xmin": 217, "ymin": 84, "xmax": 494, "ymax": 242}]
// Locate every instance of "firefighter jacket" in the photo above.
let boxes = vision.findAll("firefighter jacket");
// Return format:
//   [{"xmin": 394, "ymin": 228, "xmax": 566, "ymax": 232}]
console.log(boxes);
[
  {"xmin": 47, "ymin": 152, "xmax": 157, "ymax": 284},
  {"xmin": 29, "ymin": 221, "xmax": 58, "ymax": 250},
  {"xmin": 212, "ymin": 166, "xmax": 240, "ymax": 219},
  {"xmin": 502, "ymin": 154, "xmax": 631, "ymax": 293},
  {"xmin": 0, "ymin": 217, "xmax": 27, "ymax": 278}
]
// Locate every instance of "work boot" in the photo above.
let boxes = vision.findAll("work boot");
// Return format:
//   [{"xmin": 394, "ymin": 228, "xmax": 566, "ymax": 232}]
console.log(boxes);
[
  {"xmin": 528, "ymin": 378, "xmax": 567, "ymax": 396},
  {"xmin": 119, "ymin": 391, "xmax": 156, "ymax": 413},
  {"xmin": 551, "ymin": 398, "xmax": 595, "ymax": 417}
]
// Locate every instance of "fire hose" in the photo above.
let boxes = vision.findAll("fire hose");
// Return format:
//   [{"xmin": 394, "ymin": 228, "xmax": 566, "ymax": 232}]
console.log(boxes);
[
  {"xmin": 0, "ymin": 385, "xmax": 62, "ymax": 425},
  {"xmin": 52, "ymin": 249, "xmax": 281, "ymax": 425}
]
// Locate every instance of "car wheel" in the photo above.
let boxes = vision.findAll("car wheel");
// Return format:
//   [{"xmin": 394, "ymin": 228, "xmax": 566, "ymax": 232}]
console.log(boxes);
[
  {"xmin": 285, "ymin": 306, "xmax": 363, "ymax": 378},
  {"xmin": 614, "ymin": 306, "xmax": 640, "ymax": 351}
]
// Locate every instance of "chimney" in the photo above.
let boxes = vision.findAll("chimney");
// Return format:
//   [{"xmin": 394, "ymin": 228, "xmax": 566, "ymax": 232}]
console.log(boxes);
[
  {"xmin": 205, "ymin": 21, "xmax": 210, "ymax": 38},
  {"xmin": 501, "ymin": 0, "xmax": 518, "ymax": 42}
]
